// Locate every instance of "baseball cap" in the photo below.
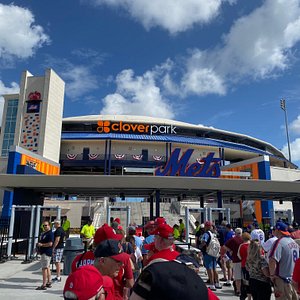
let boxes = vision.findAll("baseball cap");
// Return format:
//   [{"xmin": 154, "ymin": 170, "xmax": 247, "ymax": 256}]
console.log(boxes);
[
  {"xmin": 132, "ymin": 261, "xmax": 208, "ymax": 300},
  {"xmin": 152, "ymin": 224, "xmax": 174, "ymax": 240},
  {"xmin": 63, "ymin": 265, "xmax": 103, "ymax": 300},
  {"xmin": 94, "ymin": 223, "xmax": 123, "ymax": 245},
  {"xmin": 155, "ymin": 217, "xmax": 166, "ymax": 226},
  {"xmin": 94, "ymin": 239, "xmax": 125, "ymax": 261},
  {"xmin": 114, "ymin": 218, "xmax": 121, "ymax": 224},
  {"xmin": 204, "ymin": 221, "xmax": 213, "ymax": 227},
  {"xmin": 275, "ymin": 221, "xmax": 291, "ymax": 236},
  {"xmin": 235, "ymin": 228, "xmax": 243, "ymax": 235}
]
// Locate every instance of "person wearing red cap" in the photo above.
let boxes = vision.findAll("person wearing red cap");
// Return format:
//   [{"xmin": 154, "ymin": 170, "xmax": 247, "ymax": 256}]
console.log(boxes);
[
  {"xmin": 142, "ymin": 221, "xmax": 156, "ymax": 262},
  {"xmin": 63, "ymin": 265, "xmax": 106, "ymax": 300},
  {"xmin": 71, "ymin": 223, "xmax": 123, "ymax": 273},
  {"xmin": 114, "ymin": 218, "xmax": 123, "ymax": 231},
  {"xmin": 94, "ymin": 239, "xmax": 134, "ymax": 300},
  {"xmin": 146, "ymin": 223, "xmax": 180, "ymax": 265}
]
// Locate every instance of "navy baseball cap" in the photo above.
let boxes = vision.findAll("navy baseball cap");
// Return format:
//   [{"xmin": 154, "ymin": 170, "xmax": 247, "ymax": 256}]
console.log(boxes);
[
  {"xmin": 275, "ymin": 221, "xmax": 291, "ymax": 236},
  {"xmin": 132, "ymin": 261, "xmax": 208, "ymax": 300},
  {"xmin": 94, "ymin": 239, "xmax": 125, "ymax": 261}
]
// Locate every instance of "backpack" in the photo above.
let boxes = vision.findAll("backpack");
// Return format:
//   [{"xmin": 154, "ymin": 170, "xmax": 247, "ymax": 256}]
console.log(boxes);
[{"xmin": 206, "ymin": 231, "xmax": 221, "ymax": 258}]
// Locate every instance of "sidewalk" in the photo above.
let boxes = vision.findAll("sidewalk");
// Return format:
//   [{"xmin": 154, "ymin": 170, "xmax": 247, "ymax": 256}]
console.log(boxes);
[
  {"xmin": 0, "ymin": 257, "xmax": 274, "ymax": 299},
  {"xmin": 0, "ymin": 257, "xmax": 66, "ymax": 299}
]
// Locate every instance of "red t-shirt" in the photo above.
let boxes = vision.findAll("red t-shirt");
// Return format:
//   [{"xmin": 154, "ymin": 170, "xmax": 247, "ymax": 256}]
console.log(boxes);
[
  {"xmin": 103, "ymin": 276, "xmax": 116, "ymax": 300},
  {"xmin": 71, "ymin": 251, "xmax": 95, "ymax": 272},
  {"xmin": 238, "ymin": 243, "xmax": 249, "ymax": 268},
  {"xmin": 292, "ymin": 258, "xmax": 300, "ymax": 294},
  {"xmin": 113, "ymin": 253, "xmax": 134, "ymax": 300},
  {"xmin": 225, "ymin": 236, "xmax": 243, "ymax": 263},
  {"xmin": 147, "ymin": 248, "xmax": 180, "ymax": 264}
]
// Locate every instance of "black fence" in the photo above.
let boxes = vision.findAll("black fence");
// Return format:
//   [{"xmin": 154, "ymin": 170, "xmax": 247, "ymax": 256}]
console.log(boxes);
[{"xmin": 0, "ymin": 217, "xmax": 9, "ymax": 263}]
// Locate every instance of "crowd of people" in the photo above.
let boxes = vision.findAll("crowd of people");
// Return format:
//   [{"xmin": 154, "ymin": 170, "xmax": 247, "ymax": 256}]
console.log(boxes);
[
  {"xmin": 195, "ymin": 219, "xmax": 300, "ymax": 300},
  {"xmin": 35, "ymin": 215, "xmax": 300, "ymax": 300},
  {"xmin": 64, "ymin": 216, "xmax": 218, "ymax": 300}
]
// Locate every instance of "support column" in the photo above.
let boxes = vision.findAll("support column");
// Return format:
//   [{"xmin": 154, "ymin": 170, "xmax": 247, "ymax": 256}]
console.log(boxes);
[
  {"xmin": 287, "ymin": 209, "xmax": 292, "ymax": 224},
  {"xmin": 207, "ymin": 207, "xmax": 212, "ymax": 222},
  {"xmin": 185, "ymin": 206, "xmax": 189, "ymax": 242},
  {"xmin": 27, "ymin": 205, "xmax": 36, "ymax": 260},
  {"xmin": 104, "ymin": 140, "xmax": 108, "ymax": 175},
  {"xmin": 34, "ymin": 205, "xmax": 41, "ymax": 257},
  {"xmin": 155, "ymin": 190, "xmax": 160, "ymax": 218},
  {"xmin": 106, "ymin": 205, "xmax": 111, "ymax": 224},
  {"xmin": 57, "ymin": 206, "xmax": 61, "ymax": 221},
  {"xmin": 217, "ymin": 191, "xmax": 223, "ymax": 225},
  {"xmin": 7, "ymin": 205, "xmax": 16, "ymax": 258},
  {"xmin": 270, "ymin": 208, "xmax": 275, "ymax": 227},
  {"xmin": 150, "ymin": 195, "xmax": 154, "ymax": 220},
  {"xmin": 126, "ymin": 206, "xmax": 131, "ymax": 228},
  {"xmin": 200, "ymin": 196, "xmax": 204, "ymax": 223},
  {"xmin": 108, "ymin": 140, "xmax": 112, "ymax": 175}
]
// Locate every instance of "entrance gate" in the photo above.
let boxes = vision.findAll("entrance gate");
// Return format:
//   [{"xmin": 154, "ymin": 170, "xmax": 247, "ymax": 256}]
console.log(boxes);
[
  {"xmin": 106, "ymin": 205, "xmax": 131, "ymax": 229},
  {"xmin": 7, "ymin": 205, "xmax": 61, "ymax": 262},
  {"xmin": 184, "ymin": 206, "xmax": 230, "ymax": 241}
]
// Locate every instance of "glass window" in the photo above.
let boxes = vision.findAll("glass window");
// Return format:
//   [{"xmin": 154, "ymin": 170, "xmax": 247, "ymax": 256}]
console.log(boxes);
[{"xmin": 1, "ymin": 98, "xmax": 19, "ymax": 157}]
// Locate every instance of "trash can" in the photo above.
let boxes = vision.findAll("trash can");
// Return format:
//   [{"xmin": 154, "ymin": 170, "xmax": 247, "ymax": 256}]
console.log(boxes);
[{"xmin": 63, "ymin": 237, "xmax": 84, "ymax": 275}]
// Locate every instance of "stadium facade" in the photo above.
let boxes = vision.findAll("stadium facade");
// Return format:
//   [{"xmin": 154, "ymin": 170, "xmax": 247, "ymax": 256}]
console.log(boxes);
[{"xmin": 0, "ymin": 69, "xmax": 300, "ymax": 226}]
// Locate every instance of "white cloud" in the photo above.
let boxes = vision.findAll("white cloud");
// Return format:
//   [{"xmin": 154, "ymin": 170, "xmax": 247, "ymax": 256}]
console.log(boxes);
[
  {"xmin": 43, "ymin": 55, "xmax": 100, "ymax": 99},
  {"xmin": 290, "ymin": 115, "xmax": 300, "ymax": 134},
  {"xmin": 62, "ymin": 66, "xmax": 99, "ymax": 99},
  {"xmin": 282, "ymin": 138, "xmax": 300, "ymax": 162},
  {"xmin": 101, "ymin": 69, "xmax": 174, "ymax": 119},
  {"xmin": 0, "ymin": 4, "xmax": 50, "ymax": 65},
  {"xmin": 0, "ymin": 80, "xmax": 20, "ymax": 124},
  {"xmin": 88, "ymin": 0, "xmax": 232, "ymax": 34},
  {"xmin": 182, "ymin": 67, "xmax": 226, "ymax": 96},
  {"xmin": 181, "ymin": 0, "xmax": 300, "ymax": 96}
]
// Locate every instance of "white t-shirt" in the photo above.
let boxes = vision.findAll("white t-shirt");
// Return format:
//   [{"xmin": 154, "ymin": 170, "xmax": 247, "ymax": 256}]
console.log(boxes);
[
  {"xmin": 251, "ymin": 229, "xmax": 265, "ymax": 244},
  {"xmin": 262, "ymin": 236, "xmax": 277, "ymax": 253}
]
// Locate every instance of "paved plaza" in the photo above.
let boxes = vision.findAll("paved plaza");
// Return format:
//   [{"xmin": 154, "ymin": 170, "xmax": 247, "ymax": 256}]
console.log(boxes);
[{"xmin": 0, "ymin": 256, "xmax": 275, "ymax": 300}]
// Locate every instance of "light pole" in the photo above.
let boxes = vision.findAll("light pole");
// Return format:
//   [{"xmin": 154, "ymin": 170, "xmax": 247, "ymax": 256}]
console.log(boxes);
[{"xmin": 280, "ymin": 98, "xmax": 292, "ymax": 162}]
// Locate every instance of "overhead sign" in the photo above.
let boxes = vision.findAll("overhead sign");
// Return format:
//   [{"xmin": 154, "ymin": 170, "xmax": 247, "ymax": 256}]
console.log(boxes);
[
  {"xmin": 155, "ymin": 148, "xmax": 221, "ymax": 177},
  {"xmin": 97, "ymin": 121, "xmax": 177, "ymax": 135}
]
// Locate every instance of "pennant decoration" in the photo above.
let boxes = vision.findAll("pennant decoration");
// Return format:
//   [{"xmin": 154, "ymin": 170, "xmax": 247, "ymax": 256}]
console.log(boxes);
[
  {"xmin": 132, "ymin": 154, "xmax": 143, "ymax": 160},
  {"xmin": 88, "ymin": 153, "xmax": 99, "ymax": 160},
  {"xmin": 67, "ymin": 154, "xmax": 77, "ymax": 160},
  {"xmin": 115, "ymin": 154, "xmax": 125, "ymax": 160},
  {"xmin": 153, "ymin": 155, "xmax": 163, "ymax": 161}
]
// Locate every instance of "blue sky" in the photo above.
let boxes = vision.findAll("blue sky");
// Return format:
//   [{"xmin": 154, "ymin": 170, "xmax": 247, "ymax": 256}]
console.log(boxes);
[{"xmin": 0, "ymin": 0, "xmax": 300, "ymax": 166}]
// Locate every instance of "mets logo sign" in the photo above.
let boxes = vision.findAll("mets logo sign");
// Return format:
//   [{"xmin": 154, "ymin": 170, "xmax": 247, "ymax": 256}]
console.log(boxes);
[{"xmin": 155, "ymin": 148, "xmax": 221, "ymax": 178}]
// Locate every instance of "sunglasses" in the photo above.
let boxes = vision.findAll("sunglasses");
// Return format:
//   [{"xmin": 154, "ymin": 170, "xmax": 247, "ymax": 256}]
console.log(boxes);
[{"xmin": 43, "ymin": 224, "xmax": 49, "ymax": 227}]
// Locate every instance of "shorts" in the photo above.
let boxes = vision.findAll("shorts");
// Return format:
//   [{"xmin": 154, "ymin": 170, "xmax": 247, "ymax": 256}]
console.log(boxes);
[
  {"xmin": 226, "ymin": 258, "xmax": 233, "ymax": 269},
  {"xmin": 203, "ymin": 254, "xmax": 216, "ymax": 270},
  {"xmin": 273, "ymin": 277, "xmax": 298, "ymax": 300},
  {"xmin": 40, "ymin": 253, "xmax": 51, "ymax": 269},
  {"xmin": 53, "ymin": 248, "xmax": 64, "ymax": 263},
  {"xmin": 232, "ymin": 262, "xmax": 242, "ymax": 280}
]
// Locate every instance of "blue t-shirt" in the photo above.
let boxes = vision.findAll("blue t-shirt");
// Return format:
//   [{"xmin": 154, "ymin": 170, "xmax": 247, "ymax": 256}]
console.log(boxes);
[
  {"xmin": 224, "ymin": 230, "xmax": 234, "ymax": 243},
  {"xmin": 142, "ymin": 234, "xmax": 155, "ymax": 254},
  {"xmin": 134, "ymin": 235, "xmax": 143, "ymax": 250},
  {"xmin": 40, "ymin": 230, "xmax": 54, "ymax": 256}
]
